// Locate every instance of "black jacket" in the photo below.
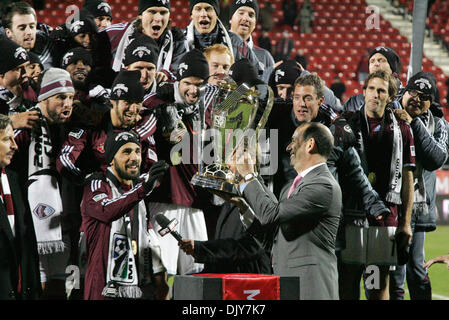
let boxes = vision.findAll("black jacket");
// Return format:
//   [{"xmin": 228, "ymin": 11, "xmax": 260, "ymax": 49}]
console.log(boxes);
[
  {"xmin": 193, "ymin": 202, "xmax": 272, "ymax": 274},
  {"xmin": 0, "ymin": 169, "xmax": 41, "ymax": 300}
]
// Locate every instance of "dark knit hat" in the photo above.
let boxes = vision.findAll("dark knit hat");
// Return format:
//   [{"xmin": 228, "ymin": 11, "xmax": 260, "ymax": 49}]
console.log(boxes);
[
  {"xmin": 123, "ymin": 34, "xmax": 159, "ymax": 67},
  {"xmin": 272, "ymin": 59, "xmax": 301, "ymax": 85},
  {"xmin": 189, "ymin": 0, "xmax": 220, "ymax": 15},
  {"xmin": 105, "ymin": 131, "xmax": 141, "ymax": 164},
  {"xmin": 138, "ymin": 0, "xmax": 170, "ymax": 15},
  {"xmin": 28, "ymin": 52, "xmax": 43, "ymax": 70},
  {"xmin": 369, "ymin": 46, "xmax": 401, "ymax": 75},
  {"xmin": 0, "ymin": 36, "xmax": 29, "ymax": 74},
  {"xmin": 69, "ymin": 10, "xmax": 98, "ymax": 36},
  {"xmin": 229, "ymin": 58, "xmax": 264, "ymax": 87},
  {"xmin": 61, "ymin": 47, "xmax": 93, "ymax": 69},
  {"xmin": 405, "ymin": 71, "xmax": 437, "ymax": 103},
  {"xmin": 83, "ymin": 0, "xmax": 112, "ymax": 18},
  {"xmin": 177, "ymin": 49, "xmax": 209, "ymax": 81},
  {"xmin": 230, "ymin": 0, "xmax": 259, "ymax": 19},
  {"xmin": 110, "ymin": 70, "xmax": 145, "ymax": 102}
]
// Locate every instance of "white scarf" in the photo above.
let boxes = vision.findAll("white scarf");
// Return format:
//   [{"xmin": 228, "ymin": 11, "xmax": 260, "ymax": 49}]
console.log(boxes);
[
  {"xmin": 1, "ymin": 171, "xmax": 14, "ymax": 236},
  {"xmin": 385, "ymin": 107, "xmax": 403, "ymax": 204},
  {"xmin": 102, "ymin": 169, "xmax": 153, "ymax": 299},
  {"xmin": 27, "ymin": 106, "xmax": 65, "ymax": 254},
  {"xmin": 413, "ymin": 112, "xmax": 435, "ymax": 215},
  {"xmin": 112, "ymin": 20, "xmax": 175, "ymax": 72},
  {"xmin": 186, "ymin": 19, "xmax": 234, "ymax": 62}
]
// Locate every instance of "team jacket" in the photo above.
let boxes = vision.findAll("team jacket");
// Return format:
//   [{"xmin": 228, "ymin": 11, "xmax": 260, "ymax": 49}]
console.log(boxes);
[
  {"xmin": 56, "ymin": 109, "xmax": 157, "ymax": 180},
  {"xmin": 80, "ymin": 175, "xmax": 151, "ymax": 300}
]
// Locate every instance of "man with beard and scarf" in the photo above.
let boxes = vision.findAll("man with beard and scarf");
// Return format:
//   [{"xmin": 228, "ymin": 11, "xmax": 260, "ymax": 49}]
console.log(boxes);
[
  {"xmin": 339, "ymin": 70, "xmax": 415, "ymax": 300},
  {"xmin": 11, "ymin": 68, "xmax": 75, "ymax": 299},
  {"xmin": 81, "ymin": 131, "xmax": 169, "ymax": 300},
  {"xmin": 228, "ymin": 0, "xmax": 274, "ymax": 83},
  {"xmin": 388, "ymin": 72, "xmax": 448, "ymax": 301},
  {"xmin": 104, "ymin": 0, "xmax": 187, "ymax": 76},
  {"xmin": 0, "ymin": 36, "xmax": 40, "ymax": 130},
  {"xmin": 61, "ymin": 47, "xmax": 111, "ymax": 128},
  {"xmin": 185, "ymin": 0, "xmax": 264, "ymax": 81}
]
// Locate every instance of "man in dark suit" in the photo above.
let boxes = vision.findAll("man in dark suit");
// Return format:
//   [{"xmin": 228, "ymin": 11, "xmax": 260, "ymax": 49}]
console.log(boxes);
[
  {"xmin": 231, "ymin": 122, "xmax": 342, "ymax": 300},
  {"xmin": 0, "ymin": 114, "xmax": 41, "ymax": 300}
]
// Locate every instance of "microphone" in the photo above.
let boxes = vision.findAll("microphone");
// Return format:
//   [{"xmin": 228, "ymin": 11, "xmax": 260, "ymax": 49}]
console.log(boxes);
[{"xmin": 155, "ymin": 214, "xmax": 183, "ymax": 242}]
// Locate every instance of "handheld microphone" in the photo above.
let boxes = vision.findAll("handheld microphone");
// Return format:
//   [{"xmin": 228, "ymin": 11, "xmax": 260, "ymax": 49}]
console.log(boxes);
[{"xmin": 155, "ymin": 214, "xmax": 183, "ymax": 242}]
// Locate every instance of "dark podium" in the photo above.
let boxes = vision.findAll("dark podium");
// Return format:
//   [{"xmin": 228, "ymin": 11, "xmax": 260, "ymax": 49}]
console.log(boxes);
[{"xmin": 173, "ymin": 274, "xmax": 300, "ymax": 300}]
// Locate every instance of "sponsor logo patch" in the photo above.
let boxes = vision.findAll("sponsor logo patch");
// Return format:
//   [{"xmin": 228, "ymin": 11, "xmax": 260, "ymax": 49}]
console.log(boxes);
[
  {"xmin": 69, "ymin": 129, "xmax": 84, "ymax": 139},
  {"xmin": 93, "ymin": 193, "xmax": 108, "ymax": 202}
]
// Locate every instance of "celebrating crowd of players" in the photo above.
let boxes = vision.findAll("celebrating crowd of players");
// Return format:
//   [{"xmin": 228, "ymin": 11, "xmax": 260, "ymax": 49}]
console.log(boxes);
[{"xmin": 0, "ymin": 0, "xmax": 447, "ymax": 300}]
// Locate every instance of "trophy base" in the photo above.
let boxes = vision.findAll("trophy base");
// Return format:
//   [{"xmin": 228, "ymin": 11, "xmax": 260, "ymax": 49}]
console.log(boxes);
[{"xmin": 191, "ymin": 173, "xmax": 238, "ymax": 195}]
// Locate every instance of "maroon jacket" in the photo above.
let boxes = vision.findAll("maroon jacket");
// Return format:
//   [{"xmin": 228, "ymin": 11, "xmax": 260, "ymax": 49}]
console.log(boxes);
[
  {"xmin": 56, "ymin": 108, "xmax": 158, "ymax": 179},
  {"xmin": 81, "ymin": 176, "xmax": 150, "ymax": 300}
]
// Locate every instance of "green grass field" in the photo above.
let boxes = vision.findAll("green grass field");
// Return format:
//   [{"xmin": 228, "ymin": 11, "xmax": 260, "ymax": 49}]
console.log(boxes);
[{"xmin": 360, "ymin": 225, "xmax": 449, "ymax": 300}]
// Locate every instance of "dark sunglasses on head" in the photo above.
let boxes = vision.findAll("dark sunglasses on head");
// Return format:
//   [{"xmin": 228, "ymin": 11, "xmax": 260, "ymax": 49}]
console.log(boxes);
[{"xmin": 408, "ymin": 89, "xmax": 431, "ymax": 102}]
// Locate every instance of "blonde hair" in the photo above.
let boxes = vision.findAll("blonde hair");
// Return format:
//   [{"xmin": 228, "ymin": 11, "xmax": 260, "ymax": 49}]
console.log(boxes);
[{"xmin": 203, "ymin": 44, "xmax": 234, "ymax": 65}]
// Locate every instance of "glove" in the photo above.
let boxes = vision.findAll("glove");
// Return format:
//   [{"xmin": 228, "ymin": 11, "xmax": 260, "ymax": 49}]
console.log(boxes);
[
  {"xmin": 156, "ymin": 82, "xmax": 175, "ymax": 103},
  {"xmin": 143, "ymin": 160, "xmax": 169, "ymax": 192}
]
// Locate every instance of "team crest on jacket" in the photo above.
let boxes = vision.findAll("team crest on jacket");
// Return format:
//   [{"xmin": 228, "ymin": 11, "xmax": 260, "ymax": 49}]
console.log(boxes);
[
  {"xmin": 97, "ymin": 143, "xmax": 105, "ymax": 153},
  {"xmin": 33, "ymin": 203, "xmax": 55, "ymax": 220}
]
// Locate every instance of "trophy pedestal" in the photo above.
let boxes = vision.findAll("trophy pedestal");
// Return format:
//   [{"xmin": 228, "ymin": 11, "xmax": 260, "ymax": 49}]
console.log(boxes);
[{"xmin": 191, "ymin": 164, "xmax": 238, "ymax": 195}]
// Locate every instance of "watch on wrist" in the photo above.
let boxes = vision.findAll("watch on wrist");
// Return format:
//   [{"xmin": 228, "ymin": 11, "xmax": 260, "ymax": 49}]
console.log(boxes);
[{"xmin": 243, "ymin": 173, "xmax": 257, "ymax": 182}]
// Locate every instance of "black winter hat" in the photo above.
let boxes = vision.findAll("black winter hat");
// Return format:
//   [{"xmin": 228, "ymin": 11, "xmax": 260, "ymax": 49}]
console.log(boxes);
[
  {"xmin": 272, "ymin": 59, "xmax": 301, "ymax": 85},
  {"xmin": 229, "ymin": 58, "xmax": 264, "ymax": 87},
  {"xmin": 68, "ymin": 9, "xmax": 98, "ymax": 37},
  {"xmin": 61, "ymin": 47, "xmax": 93, "ymax": 69},
  {"xmin": 189, "ymin": 0, "xmax": 220, "ymax": 15},
  {"xmin": 177, "ymin": 49, "xmax": 209, "ymax": 81},
  {"xmin": 83, "ymin": 0, "xmax": 112, "ymax": 18},
  {"xmin": 110, "ymin": 70, "xmax": 145, "ymax": 102},
  {"xmin": 138, "ymin": 0, "xmax": 170, "ymax": 15},
  {"xmin": 369, "ymin": 46, "xmax": 401, "ymax": 75},
  {"xmin": 230, "ymin": 0, "xmax": 259, "ymax": 19},
  {"xmin": 0, "ymin": 36, "xmax": 29, "ymax": 74},
  {"xmin": 105, "ymin": 131, "xmax": 141, "ymax": 164},
  {"xmin": 123, "ymin": 34, "xmax": 159, "ymax": 67},
  {"xmin": 405, "ymin": 71, "xmax": 437, "ymax": 103}
]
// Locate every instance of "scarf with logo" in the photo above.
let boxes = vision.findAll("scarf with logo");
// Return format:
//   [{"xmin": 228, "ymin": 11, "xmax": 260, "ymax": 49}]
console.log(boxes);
[
  {"xmin": 102, "ymin": 169, "xmax": 153, "ymax": 299},
  {"xmin": 27, "ymin": 106, "xmax": 65, "ymax": 254}
]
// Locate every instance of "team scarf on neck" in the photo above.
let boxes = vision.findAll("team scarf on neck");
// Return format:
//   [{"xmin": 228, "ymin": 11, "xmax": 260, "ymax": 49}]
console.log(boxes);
[
  {"xmin": 361, "ymin": 106, "xmax": 403, "ymax": 204},
  {"xmin": 413, "ymin": 112, "xmax": 435, "ymax": 216},
  {"xmin": 186, "ymin": 19, "xmax": 234, "ymax": 62},
  {"xmin": 27, "ymin": 106, "xmax": 65, "ymax": 254},
  {"xmin": 102, "ymin": 168, "xmax": 153, "ymax": 299},
  {"xmin": 112, "ymin": 20, "xmax": 175, "ymax": 72},
  {"xmin": 0, "ymin": 169, "xmax": 15, "ymax": 236}
]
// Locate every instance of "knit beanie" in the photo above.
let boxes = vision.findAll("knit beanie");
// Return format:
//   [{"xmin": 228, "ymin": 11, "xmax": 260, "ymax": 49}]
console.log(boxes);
[
  {"xmin": 38, "ymin": 68, "xmax": 75, "ymax": 102},
  {"xmin": 189, "ymin": 0, "xmax": 220, "ymax": 15},
  {"xmin": 123, "ymin": 34, "xmax": 159, "ymax": 67},
  {"xmin": 110, "ymin": 70, "xmax": 145, "ymax": 102},
  {"xmin": 230, "ymin": 0, "xmax": 259, "ymax": 19},
  {"xmin": 28, "ymin": 52, "xmax": 43, "ymax": 70},
  {"xmin": 69, "ymin": 9, "xmax": 98, "ymax": 37},
  {"xmin": 177, "ymin": 49, "xmax": 209, "ymax": 81},
  {"xmin": 138, "ymin": 0, "xmax": 170, "ymax": 15},
  {"xmin": 0, "ymin": 36, "xmax": 29, "ymax": 74},
  {"xmin": 83, "ymin": 0, "xmax": 112, "ymax": 18},
  {"xmin": 272, "ymin": 59, "xmax": 301, "ymax": 85},
  {"xmin": 61, "ymin": 47, "xmax": 93, "ymax": 69},
  {"xmin": 229, "ymin": 58, "xmax": 264, "ymax": 87},
  {"xmin": 405, "ymin": 71, "xmax": 437, "ymax": 103},
  {"xmin": 105, "ymin": 131, "xmax": 141, "ymax": 164},
  {"xmin": 369, "ymin": 46, "xmax": 401, "ymax": 75}
]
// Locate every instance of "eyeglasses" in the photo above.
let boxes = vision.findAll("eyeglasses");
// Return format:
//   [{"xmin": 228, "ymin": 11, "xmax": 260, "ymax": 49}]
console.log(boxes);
[{"xmin": 408, "ymin": 90, "xmax": 431, "ymax": 102}]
